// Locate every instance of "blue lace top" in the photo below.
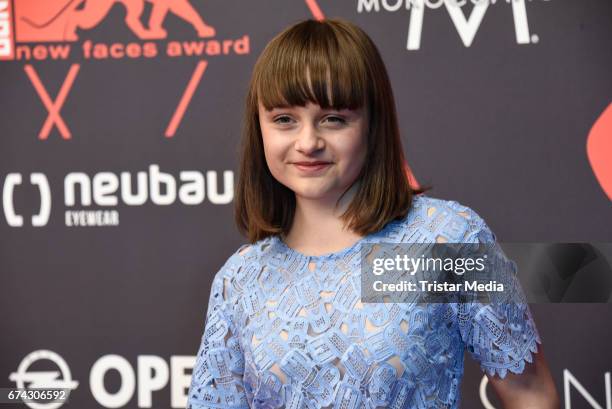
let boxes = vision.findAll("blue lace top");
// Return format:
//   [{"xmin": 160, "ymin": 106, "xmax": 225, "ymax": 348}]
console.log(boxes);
[{"xmin": 186, "ymin": 194, "xmax": 542, "ymax": 409}]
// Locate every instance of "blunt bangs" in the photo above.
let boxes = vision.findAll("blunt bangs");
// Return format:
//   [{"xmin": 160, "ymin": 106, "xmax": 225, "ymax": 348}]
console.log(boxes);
[{"xmin": 254, "ymin": 20, "xmax": 369, "ymax": 112}]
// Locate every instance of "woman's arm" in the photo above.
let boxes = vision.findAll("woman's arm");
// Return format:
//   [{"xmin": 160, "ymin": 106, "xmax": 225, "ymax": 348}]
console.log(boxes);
[
  {"xmin": 455, "ymin": 205, "xmax": 561, "ymax": 408},
  {"xmin": 488, "ymin": 345, "xmax": 560, "ymax": 409}
]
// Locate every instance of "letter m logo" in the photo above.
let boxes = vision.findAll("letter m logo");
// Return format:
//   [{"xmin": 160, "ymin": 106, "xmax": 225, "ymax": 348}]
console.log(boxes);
[{"xmin": 406, "ymin": 0, "xmax": 534, "ymax": 50}]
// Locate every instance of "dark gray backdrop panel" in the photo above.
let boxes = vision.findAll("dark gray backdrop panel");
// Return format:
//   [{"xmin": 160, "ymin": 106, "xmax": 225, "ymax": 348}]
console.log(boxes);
[{"xmin": 1, "ymin": 1, "xmax": 610, "ymax": 408}]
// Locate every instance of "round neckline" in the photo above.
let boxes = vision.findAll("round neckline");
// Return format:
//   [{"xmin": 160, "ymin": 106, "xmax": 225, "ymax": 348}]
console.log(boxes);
[
  {"xmin": 272, "ymin": 213, "xmax": 410, "ymax": 260},
  {"xmin": 273, "ymin": 233, "xmax": 370, "ymax": 260},
  {"xmin": 271, "ymin": 195, "xmax": 426, "ymax": 260}
]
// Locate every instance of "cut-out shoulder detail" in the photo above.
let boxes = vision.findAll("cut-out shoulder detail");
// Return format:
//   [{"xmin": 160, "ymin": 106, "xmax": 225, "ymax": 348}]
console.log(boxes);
[{"xmin": 187, "ymin": 195, "xmax": 542, "ymax": 409}]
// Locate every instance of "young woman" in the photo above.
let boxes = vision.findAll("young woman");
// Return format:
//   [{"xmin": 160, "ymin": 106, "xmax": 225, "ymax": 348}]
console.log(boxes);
[{"xmin": 187, "ymin": 18, "xmax": 559, "ymax": 409}]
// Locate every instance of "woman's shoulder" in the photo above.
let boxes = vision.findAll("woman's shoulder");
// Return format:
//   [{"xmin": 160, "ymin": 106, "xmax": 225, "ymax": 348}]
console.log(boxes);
[
  {"xmin": 207, "ymin": 237, "xmax": 277, "ymax": 305},
  {"xmin": 401, "ymin": 194, "xmax": 494, "ymax": 242},
  {"xmin": 214, "ymin": 236, "xmax": 278, "ymax": 279}
]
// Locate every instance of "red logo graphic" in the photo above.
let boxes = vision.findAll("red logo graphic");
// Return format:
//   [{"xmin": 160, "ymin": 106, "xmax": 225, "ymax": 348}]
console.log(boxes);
[
  {"xmin": 3, "ymin": 0, "xmax": 252, "ymax": 139},
  {"xmin": 23, "ymin": 59, "xmax": 209, "ymax": 139},
  {"xmin": 25, "ymin": 64, "xmax": 80, "ymax": 139},
  {"xmin": 14, "ymin": 0, "xmax": 215, "ymax": 42},
  {"xmin": 305, "ymin": 0, "xmax": 324, "ymax": 21},
  {"xmin": 0, "ymin": 1, "xmax": 14, "ymax": 60},
  {"xmin": 586, "ymin": 103, "xmax": 612, "ymax": 202}
]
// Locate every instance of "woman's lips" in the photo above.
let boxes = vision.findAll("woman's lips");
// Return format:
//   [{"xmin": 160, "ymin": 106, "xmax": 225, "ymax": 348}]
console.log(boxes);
[{"xmin": 292, "ymin": 162, "xmax": 332, "ymax": 173}]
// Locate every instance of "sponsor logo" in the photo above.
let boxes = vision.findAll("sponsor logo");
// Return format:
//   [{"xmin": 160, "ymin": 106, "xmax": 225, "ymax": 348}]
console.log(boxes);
[
  {"xmin": 2, "ymin": 173, "xmax": 51, "ymax": 227},
  {"xmin": 1, "ymin": 164, "xmax": 234, "ymax": 227},
  {"xmin": 9, "ymin": 350, "xmax": 79, "ymax": 409},
  {"xmin": 480, "ymin": 370, "xmax": 612, "ymax": 409},
  {"xmin": 10, "ymin": 350, "xmax": 612, "ymax": 408},
  {"xmin": 10, "ymin": 350, "xmax": 196, "ymax": 409},
  {"xmin": 14, "ymin": 0, "xmax": 215, "ymax": 42},
  {"xmin": 357, "ymin": 0, "xmax": 548, "ymax": 50},
  {"xmin": 2, "ymin": 0, "xmax": 251, "ymax": 140},
  {"xmin": 6, "ymin": 0, "xmax": 249, "ymax": 62},
  {"xmin": 89, "ymin": 354, "xmax": 194, "ymax": 408},
  {"xmin": 0, "ymin": 0, "xmax": 14, "ymax": 59},
  {"xmin": 586, "ymin": 103, "xmax": 612, "ymax": 202}
]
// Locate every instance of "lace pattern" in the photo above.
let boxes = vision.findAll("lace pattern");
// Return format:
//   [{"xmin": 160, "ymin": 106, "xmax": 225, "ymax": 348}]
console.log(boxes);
[{"xmin": 187, "ymin": 195, "xmax": 542, "ymax": 409}]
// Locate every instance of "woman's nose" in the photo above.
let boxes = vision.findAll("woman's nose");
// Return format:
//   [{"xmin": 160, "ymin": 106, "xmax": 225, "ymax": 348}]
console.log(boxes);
[{"xmin": 295, "ymin": 124, "xmax": 324, "ymax": 154}]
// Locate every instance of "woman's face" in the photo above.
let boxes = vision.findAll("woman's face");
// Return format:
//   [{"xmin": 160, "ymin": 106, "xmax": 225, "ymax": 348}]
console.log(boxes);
[{"xmin": 258, "ymin": 101, "xmax": 368, "ymax": 203}]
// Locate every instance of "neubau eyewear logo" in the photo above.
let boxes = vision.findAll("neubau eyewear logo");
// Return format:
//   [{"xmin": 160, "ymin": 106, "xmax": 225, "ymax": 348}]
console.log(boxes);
[
  {"xmin": 2, "ymin": 165, "xmax": 234, "ymax": 228},
  {"xmin": 358, "ymin": 0, "xmax": 549, "ymax": 50},
  {"xmin": 2, "ymin": 173, "xmax": 51, "ymax": 227}
]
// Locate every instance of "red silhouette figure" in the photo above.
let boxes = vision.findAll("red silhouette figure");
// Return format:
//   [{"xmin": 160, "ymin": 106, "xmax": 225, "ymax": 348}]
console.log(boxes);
[{"xmin": 15, "ymin": 0, "xmax": 215, "ymax": 42}]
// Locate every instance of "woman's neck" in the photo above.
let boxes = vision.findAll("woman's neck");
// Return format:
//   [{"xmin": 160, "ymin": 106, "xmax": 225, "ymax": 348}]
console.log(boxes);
[{"xmin": 282, "ymin": 181, "xmax": 364, "ymax": 256}]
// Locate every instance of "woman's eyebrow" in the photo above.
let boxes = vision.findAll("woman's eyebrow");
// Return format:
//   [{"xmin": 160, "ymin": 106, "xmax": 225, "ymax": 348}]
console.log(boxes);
[
  {"xmin": 261, "ymin": 107, "xmax": 288, "ymax": 116},
  {"xmin": 264, "ymin": 106, "xmax": 361, "ymax": 115},
  {"xmin": 326, "ymin": 108, "xmax": 362, "ymax": 116},
  {"xmin": 266, "ymin": 106, "xmax": 294, "ymax": 113}
]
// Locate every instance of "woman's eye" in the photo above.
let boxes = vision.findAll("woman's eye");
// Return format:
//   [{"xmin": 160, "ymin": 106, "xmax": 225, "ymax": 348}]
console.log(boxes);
[
  {"xmin": 324, "ymin": 116, "xmax": 346, "ymax": 125},
  {"xmin": 273, "ymin": 116, "xmax": 293, "ymax": 125},
  {"xmin": 272, "ymin": 115, "xmax": 346, "ymax": 126}
]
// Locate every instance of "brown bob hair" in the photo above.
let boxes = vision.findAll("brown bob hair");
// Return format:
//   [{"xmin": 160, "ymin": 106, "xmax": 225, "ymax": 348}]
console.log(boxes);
[{"xmin": 234, "ymin": 18, "xmax": 430, "ymax": 243}]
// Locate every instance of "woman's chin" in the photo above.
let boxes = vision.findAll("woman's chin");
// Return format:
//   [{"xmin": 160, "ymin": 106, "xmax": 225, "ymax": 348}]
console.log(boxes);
[{"xmin": 292, "ymin": 186, "xmax": 337, "ymax": 202}]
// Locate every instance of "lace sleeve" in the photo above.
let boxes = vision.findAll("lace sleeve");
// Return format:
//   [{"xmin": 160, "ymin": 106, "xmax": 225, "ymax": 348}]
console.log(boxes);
[
  {"xmin": 187, "ymin": 251, "xmax": 250, "ymax": 409},
  {"xmin": 455, "ymin": 211, "xmax": 542, "ymax": 379}
]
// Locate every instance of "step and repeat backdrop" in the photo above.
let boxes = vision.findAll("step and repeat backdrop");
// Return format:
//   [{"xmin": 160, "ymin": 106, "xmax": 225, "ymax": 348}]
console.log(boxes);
[{"xmin": 1, "ymin": 0, "xmax": 611, "ymax": 408}]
